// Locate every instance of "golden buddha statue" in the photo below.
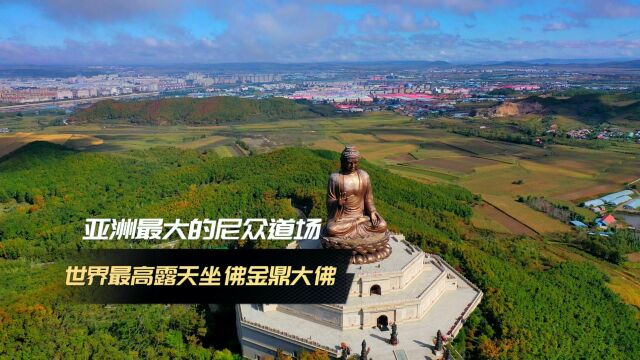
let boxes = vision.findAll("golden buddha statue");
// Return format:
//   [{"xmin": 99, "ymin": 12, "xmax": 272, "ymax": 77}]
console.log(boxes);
[{"xmin": 321, "ymin": 146, "xmax": 391, "ymax": 264}]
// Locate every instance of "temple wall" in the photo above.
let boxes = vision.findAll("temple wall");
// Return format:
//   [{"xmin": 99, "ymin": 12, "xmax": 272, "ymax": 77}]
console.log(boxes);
[
  {"xmin": 417, "ymin": 272, "xmax": 447, "ymax": 317},
  {"xmin": 360, "ymin": 276, "xmax": 393, "ymax": 296},
  {"xmin": 352, "ymin": 255, "xmax": 427, "ymax": 298},
  {"xmin": 278, "ymin": 304, "xmax": 342, "ymax": 328},
  {"xmin": 342, "ymin": 311, "xmax": 362, "ymax": 328},
  {"xmin": 400, "ymin": 256, "xmax": 424, "ymax": 288},
  {"xmin": 362, "ymin": 309, "xmax": 396, "ymax": 328}
]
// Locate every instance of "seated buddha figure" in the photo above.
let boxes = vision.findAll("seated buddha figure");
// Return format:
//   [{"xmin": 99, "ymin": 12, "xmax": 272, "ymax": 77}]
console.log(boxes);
[{"xmin": 323, "ymin": 146, "xmax": 388, "ymax": 240}]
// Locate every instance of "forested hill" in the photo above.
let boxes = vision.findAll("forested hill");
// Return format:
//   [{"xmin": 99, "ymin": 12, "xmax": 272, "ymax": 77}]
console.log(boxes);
[
  {"xmin": 0, "ymin": 143, "xmax": 638, "ymax": 359},
  {"xmin": 70, "ymin": 97, "xmax": 338, "ymax": 125},
  {"xmin": 482, "ymin": 92, "xmax": 640, "ymax": 125},
  {"xmin": 523, "ymin": 93, "xmax": 640, "ymax": 125},
  {"xmin": 0, "ymin": 141, "xmax": 475, "ymax": 259},
  {"xmin": 0, "ymin": 142, "xmax": 474, "ymax": 357}
]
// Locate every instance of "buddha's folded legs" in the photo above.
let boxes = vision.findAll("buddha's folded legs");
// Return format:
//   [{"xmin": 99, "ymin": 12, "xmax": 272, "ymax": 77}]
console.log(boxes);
[
  {"xmin": 325, "ymin": 216, "xmax": 388, "ymax": 239},
  {"xmin": 361, "ymin": 217, "xmax": 387, "ymax": 234}
]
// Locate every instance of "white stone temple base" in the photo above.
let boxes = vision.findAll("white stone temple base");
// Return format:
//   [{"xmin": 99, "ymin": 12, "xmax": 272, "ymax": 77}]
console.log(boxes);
[{"xmin": 236, "ymin": 234, "xmax": 482, "ymax": 360}]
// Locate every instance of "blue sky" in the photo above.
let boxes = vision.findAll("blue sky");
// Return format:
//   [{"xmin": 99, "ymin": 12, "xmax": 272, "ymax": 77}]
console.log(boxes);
[{"xmin": 0, "ymin": 0, "xmax": 638, "ymax": 64}]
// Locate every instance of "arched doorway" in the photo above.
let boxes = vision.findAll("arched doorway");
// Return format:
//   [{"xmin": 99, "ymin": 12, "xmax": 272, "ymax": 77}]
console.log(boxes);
[
  {"xmin": 377, "ymin": 315, "xmax": 389, "ymax": 330},
  {"xmin": 370, "ymin": 284, "xmax": 381, "ymax": 296}
]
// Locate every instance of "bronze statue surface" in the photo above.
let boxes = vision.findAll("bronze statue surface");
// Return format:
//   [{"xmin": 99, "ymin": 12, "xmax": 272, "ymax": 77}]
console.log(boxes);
[{"xmin": 321, "ymin": 146, "xmax": 391, "ymax": 264}]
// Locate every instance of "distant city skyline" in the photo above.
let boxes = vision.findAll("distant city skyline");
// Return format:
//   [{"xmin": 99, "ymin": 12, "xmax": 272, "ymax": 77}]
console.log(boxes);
[{"xmin": 0, "ymin": 0, "xmax": 639, "ymax": 65}]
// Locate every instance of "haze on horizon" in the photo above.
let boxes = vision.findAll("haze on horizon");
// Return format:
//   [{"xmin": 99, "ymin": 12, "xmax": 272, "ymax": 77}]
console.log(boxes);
[{"xmin": 0, "ymin": 0, "xmax": 639, "ymax": 65}]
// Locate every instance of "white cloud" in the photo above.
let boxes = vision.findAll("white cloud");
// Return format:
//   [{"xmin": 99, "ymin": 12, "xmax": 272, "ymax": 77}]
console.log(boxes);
[
  {"xmin": 0, "ymin": 0, "xmax": 638, "ymax": 64},
  {"xmin": 543, "ymin": 22, "xmax": 569, "ymax": 32}
]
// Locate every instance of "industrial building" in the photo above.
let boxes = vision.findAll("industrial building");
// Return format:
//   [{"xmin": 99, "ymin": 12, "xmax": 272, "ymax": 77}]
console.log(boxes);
[{"xmin": 623, "ymin": 199, "xmax": 640, "ymax": 210}]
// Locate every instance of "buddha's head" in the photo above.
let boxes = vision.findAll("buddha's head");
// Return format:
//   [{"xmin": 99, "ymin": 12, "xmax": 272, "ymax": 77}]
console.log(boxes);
[{"xmin": 340, "ymin": 145, "xmax": 361, "ymax": 174}]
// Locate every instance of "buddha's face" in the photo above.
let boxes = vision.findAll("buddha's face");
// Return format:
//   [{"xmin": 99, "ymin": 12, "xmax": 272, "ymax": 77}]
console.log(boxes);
[{"xmin": 341, "ymin": 158, "xmax": 359, "ymax": 174}]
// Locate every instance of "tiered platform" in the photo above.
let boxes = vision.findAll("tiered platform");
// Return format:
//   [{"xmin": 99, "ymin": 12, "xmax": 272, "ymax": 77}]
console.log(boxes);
[{"xmin": 236, "ymin": 234, "xmax": 482, "ymax": 360}]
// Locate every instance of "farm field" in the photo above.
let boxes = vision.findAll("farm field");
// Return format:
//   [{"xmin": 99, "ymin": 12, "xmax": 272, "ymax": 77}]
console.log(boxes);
[
  {"xmin": 482, "ymin": 194, "xmax": 572, "ymax": 234},
  {"xmin": 3, "ymin": 111, "xmax": 639, "ymax": 226},
  {"xmin": 0, "ymin": 132, "xmax": 103, "ymax": 156},
  {"xmin": 472, "ymin": 202, "xmax": 533, "ymax": 236},
  {"xmin": 407, "ymin": 156, "xmax": 500, "ymax": 175},
  {"xmin": 3, "ymin": 111, "xmax": 639, "ymax": 204}
]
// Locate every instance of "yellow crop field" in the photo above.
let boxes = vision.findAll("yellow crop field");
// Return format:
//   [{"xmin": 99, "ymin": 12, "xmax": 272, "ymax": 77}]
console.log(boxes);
[
  {"xmin": 373, "ymin": 133, "xmax": 424, "ymax": 142},
  {"xmin": 177, "ymin": 135, "xmax": 227, "ymax": 149},
  {"xmin": 408, "ymin": 155, "xmax": 501, "ymax": 174},
  {"xmin": 0, "ymin": 133, "xmax": 103, "ymax": 157},
  {"xmin": 519, "ymin": 159, "xmax": 594, "ymax": 179},
  {"xmin": 212, "ymin": 146, "xmax": 235, "ymax": 158},
  {"xmin": 471, "ymin": 209, "xmax": 512, "ymax": 234},
  {"xmin": 310, "ymin": 138, "xmax": 345, "ymax": 152},
  {"xmin": 483, "ymin": 194, "xmax": 572, "ymax": 233},
  {"xmin": 338, "ymin": 133, "xmax": 379, "ymax": 143},
  {"xmin": 460, "ymin": 161, "xmax": 602, "ymax": 199},
  {"xmin": 411, "ymin": 146, "xmax": 465, "ymax": 159},
  {"xmin": 359, "ymin": 143, "xmax": 418, "ymax": 162}
]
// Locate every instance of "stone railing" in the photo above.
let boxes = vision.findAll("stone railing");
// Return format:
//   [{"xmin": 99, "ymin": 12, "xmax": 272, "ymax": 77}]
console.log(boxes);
[
  {"xmin": 430, "ymin": 254, "xmax": 481, "ymax": 292},
  {"xmin": 238, "ymin": 307, "xmax": 336, "ymax": 354},
  {"xmin": 446, "ymin": 291, "xmax": 482, "ymax": 338},
  {"xmin": 426, "ymin": 254, "xmax": 483, "ymax": 339},
  {"xmin": 416, "ymin": 270, "xmax": 446, "ymax": 299}
]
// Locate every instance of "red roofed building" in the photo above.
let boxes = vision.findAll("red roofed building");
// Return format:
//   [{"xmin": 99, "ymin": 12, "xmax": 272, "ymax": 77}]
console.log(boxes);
[{"xmin": 602, "ymin": 214, "xmax": 616, "ymax": 225}]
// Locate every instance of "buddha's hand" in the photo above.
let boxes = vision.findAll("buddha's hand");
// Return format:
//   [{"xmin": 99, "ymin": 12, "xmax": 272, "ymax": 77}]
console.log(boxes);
[{"xmin": 371, "ymin": 211, "xmax": 381, "ymax": 227}]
